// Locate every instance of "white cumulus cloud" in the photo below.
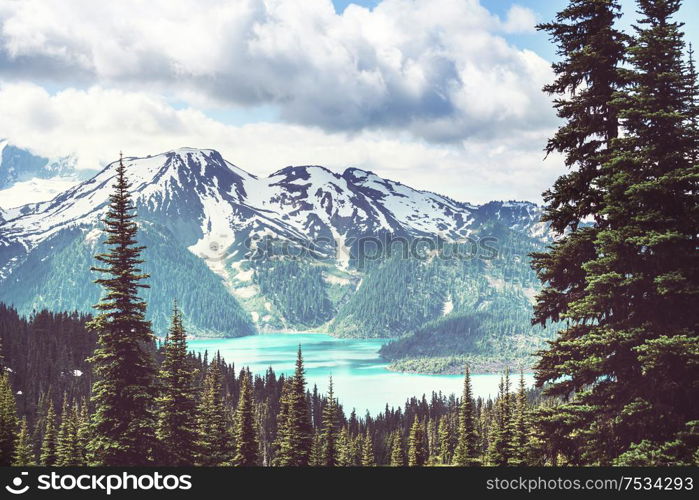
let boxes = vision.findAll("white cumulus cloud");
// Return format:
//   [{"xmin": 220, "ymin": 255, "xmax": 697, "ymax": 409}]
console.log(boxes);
[
  {"xmin": 0, "ymin": 0, "xmax": 553, "ymax": 142},
  {"xmin": 502, "ymin": 5, "xmax": 538, "ymax": 34}
]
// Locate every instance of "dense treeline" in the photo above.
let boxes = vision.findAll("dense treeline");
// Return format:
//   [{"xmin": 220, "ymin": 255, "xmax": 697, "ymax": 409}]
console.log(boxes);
[
  {"xmin": 3, "ymin": 300, "xmax": 693, "ymax": 466},
  {"xmin": 0, "ymin": 301, "xmax": 561, "ymax": 466},
  {"xmin": 380, "ymin": 289, "xmax": 552, "ymax": 372},
  {"xmin": 0, "ymin": 303, "xmax": 564, "ymax": 466},
  {"xmin": 0, "ymin": 304, "xmax": 94, "ymax": 420}
]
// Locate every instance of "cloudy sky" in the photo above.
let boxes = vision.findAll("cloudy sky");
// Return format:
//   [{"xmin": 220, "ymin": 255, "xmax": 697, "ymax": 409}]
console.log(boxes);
[{"xmin": 0, "ymin": 0, "xmax": 697, "ymax": 203}]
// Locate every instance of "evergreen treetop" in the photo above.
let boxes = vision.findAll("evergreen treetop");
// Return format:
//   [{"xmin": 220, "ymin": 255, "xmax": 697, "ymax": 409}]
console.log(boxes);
[
  {"xmin": 233, "ymin": 369, "xmax": 259, "ymax": 466},
  {"xmin": 156, "ymin": 302, "xmax": 198, "ymax": 466},
  {"xmin": 320, "ymin": 376, "xmax": 339, "ymax": 466},
  {"xmin": 0, "ymin": 373, "xmax": 18, "ymax": 465},
  {"xmin": 12, "ymin": 417, "xmax": 34, "ymax": 467},
  {"xmin": 87, "ymin": 154, "xmax": 157, "ymax": 466},
  {"xmin": 453, "ymin": 366, "xmax": 478, "ymax": 466}
]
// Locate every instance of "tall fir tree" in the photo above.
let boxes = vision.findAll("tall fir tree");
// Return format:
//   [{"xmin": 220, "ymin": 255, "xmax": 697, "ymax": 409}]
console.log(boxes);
[
  {"xmin": 453, "ymin": 366, "xmax": 479, "ymax": 466},
  {"xmin": 531, "ymin": 0, "xmax": 626, "ymax": 465},
  {"xmin": 320, "ymin": 377, "xmax": 339, "ymax": 466},
  {"xmin": 40, "ymin": 402, "xmax": 58, "ymax": 466},
  {"xmin": 594, "ymin": 0, "xmax": 698, "ymax": 464},
  {"xmin": 156, "ymin": 302, "xmax": 198, "ymax": 466},
  {"xmin": 272, "ymin": 378, "xmax": 291, "ymax": 466},
  {"xmin": 56, "ymin": 396, "xmax": 81, "ymax": 466},
  {"xmin": 407, "ymin": 416, "xmax": 426, "ymax": 466},
  {"xmin": 273, "ymin": 347, "xmax": 313, "ymax": 466},
  {"xmin": 76, "ymin": 403, "xmax": 91, "ymax": 465},
  {"xmin": 0, "ymin": 373, "xmax": 18, "ymax": 466},
  {"xmin": 437, "ymin": 417, "xmax": 453, "ymax": 465},
  {"xmin": 511, "ymin": 371, "xmax": 531, "ymax": 466},
  {"xmin": 337, "ymin": 427, "xmax": 353, "ymax": 467},
  {"xmin": 195, "ymin": 356, "xmax": 233, "ymax": 466},
  {"xmin": 536, "ymin": 0, "xmax": 698, "ymax": 466},
  {"xmin": 361, "ymin": 430, "xmax": 376, "ymax": 466},
  {"xmin": 389, "ymin": 430, "xmax": 405, "ymax": 466},
  {"xmin": 309, "ymin": 432, "xmax": 324, "ymax": 467},
  {"xmin": 426, "ymin": 417, "xmax": 438, "ymax": 465},
  {"xmin": 351, "ymin": 434, "xmax": 363, "ymax": 466},
  {"xmin": 87, "ymin": 154, "xmax": 157, "ymax": 466},
  {"xmin": 488, "ymin": 371, "xmax": 513, "ymax": 466},
  {"xmin": 233, "ymin": 369, "xmax": 259, "ymax": 466},
  {"xmin": 12, "ymin": 417, "xmax": 35, "ymax": 466}
]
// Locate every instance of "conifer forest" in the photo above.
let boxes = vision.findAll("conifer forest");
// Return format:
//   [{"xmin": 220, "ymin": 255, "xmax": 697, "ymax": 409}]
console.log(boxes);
[{"xmin": 0, "ymin": 0, "xmax": 697, "ymax": 468}]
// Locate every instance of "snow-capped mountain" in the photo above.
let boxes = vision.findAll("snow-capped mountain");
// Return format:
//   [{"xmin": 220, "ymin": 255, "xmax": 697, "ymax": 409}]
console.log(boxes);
[
  {"xmin": 0, "ymin": 147, "xmax": 550, "ymax": 337},
  {"xmin": 0, "ymin": 140, "xmax": 95, "ymax": 208},
  {"xmin": 0, "ymin": 140, "xmax": 77, "ymax": 187},
  {"xmin": 1, "ymin": 147, "xmax": 544, "ymax": 264}
]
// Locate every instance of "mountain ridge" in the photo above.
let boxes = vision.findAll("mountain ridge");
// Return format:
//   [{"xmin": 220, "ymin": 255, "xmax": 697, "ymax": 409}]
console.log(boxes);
[{"xmin": 0, "ymin": 148, "xmax": 551, "ymax": 355}]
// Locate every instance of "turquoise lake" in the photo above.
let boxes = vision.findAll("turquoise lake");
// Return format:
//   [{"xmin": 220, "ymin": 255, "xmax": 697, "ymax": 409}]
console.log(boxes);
[{"xmin": 189, "ymin": 333, "xmax": 534, "ymax": 416}]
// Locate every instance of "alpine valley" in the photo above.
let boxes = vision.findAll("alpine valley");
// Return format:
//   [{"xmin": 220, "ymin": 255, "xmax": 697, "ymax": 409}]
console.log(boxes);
[{"xmin": 0, "ymin": 147, "xmax": 556, "ymax": 373}]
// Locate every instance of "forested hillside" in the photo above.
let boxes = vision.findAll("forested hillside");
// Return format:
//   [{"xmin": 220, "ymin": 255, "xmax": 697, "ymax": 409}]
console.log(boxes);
[
  {"xmin": 0, "ymin": 224, "xmax": 255, "ymax": 337},
  {"xmin": 0, "ymin": 304, "xmax": 94, "ymax": 420},
  {"xmin": 255, "ymin": 260, "xmax": 335, "ymax": 329},
  {"xmin": 327, "ymin": 226, "xmax": 550, "ymax": 371},
  {"xmin": 380, "ymin": 291, "xmax": 550, "ymax": 373}
]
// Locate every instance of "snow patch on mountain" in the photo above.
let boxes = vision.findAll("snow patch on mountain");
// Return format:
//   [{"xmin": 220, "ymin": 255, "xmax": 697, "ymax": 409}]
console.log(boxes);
[
  {"xmin": 329, "ymin": 225, "xmax": 350, "ymax": 269},
  {"xmin": 231, "ymin": 261, "xmax": 254, "ymax": 282},
  {"xmin": 324, "ymin": 273, "xmax": 351, "ymax": 286},
  {"xmin": 0, "ymin": 141, "xmax": 86, "ymax": 190},
  {"xmin": 83, "ymin": 227, "xmax": 102, "ymax": 245},
  {"xmin": 443, "ymin": 295, "xmax": 454, "ymax": 316},
  {"xmin": 234, "ymin": 285, "xmax": 258, "ymax": 300},
  {"xmin": 186, "ymin": 189, "xmax": 236, "ymax": 260},
  {"xmin": 0, "ymin": 177, "xmax": 78, "ymax": 208}
]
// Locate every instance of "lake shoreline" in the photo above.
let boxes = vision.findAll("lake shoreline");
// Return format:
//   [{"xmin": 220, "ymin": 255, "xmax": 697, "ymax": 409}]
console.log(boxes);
[
  {"xmin": 190, "ymin": 332, "xmax": 536, "ymax": 376},
  {"xmin": 385, "ymin": 366, "xmax": 533, "ymax": 376},
  {"xmin": 386, "ymin": 357, "xmax": 537, "ymax": 376},
  {"xmin": 187, "ymin": 333, "xmax": 536, "ymax": 415}
]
